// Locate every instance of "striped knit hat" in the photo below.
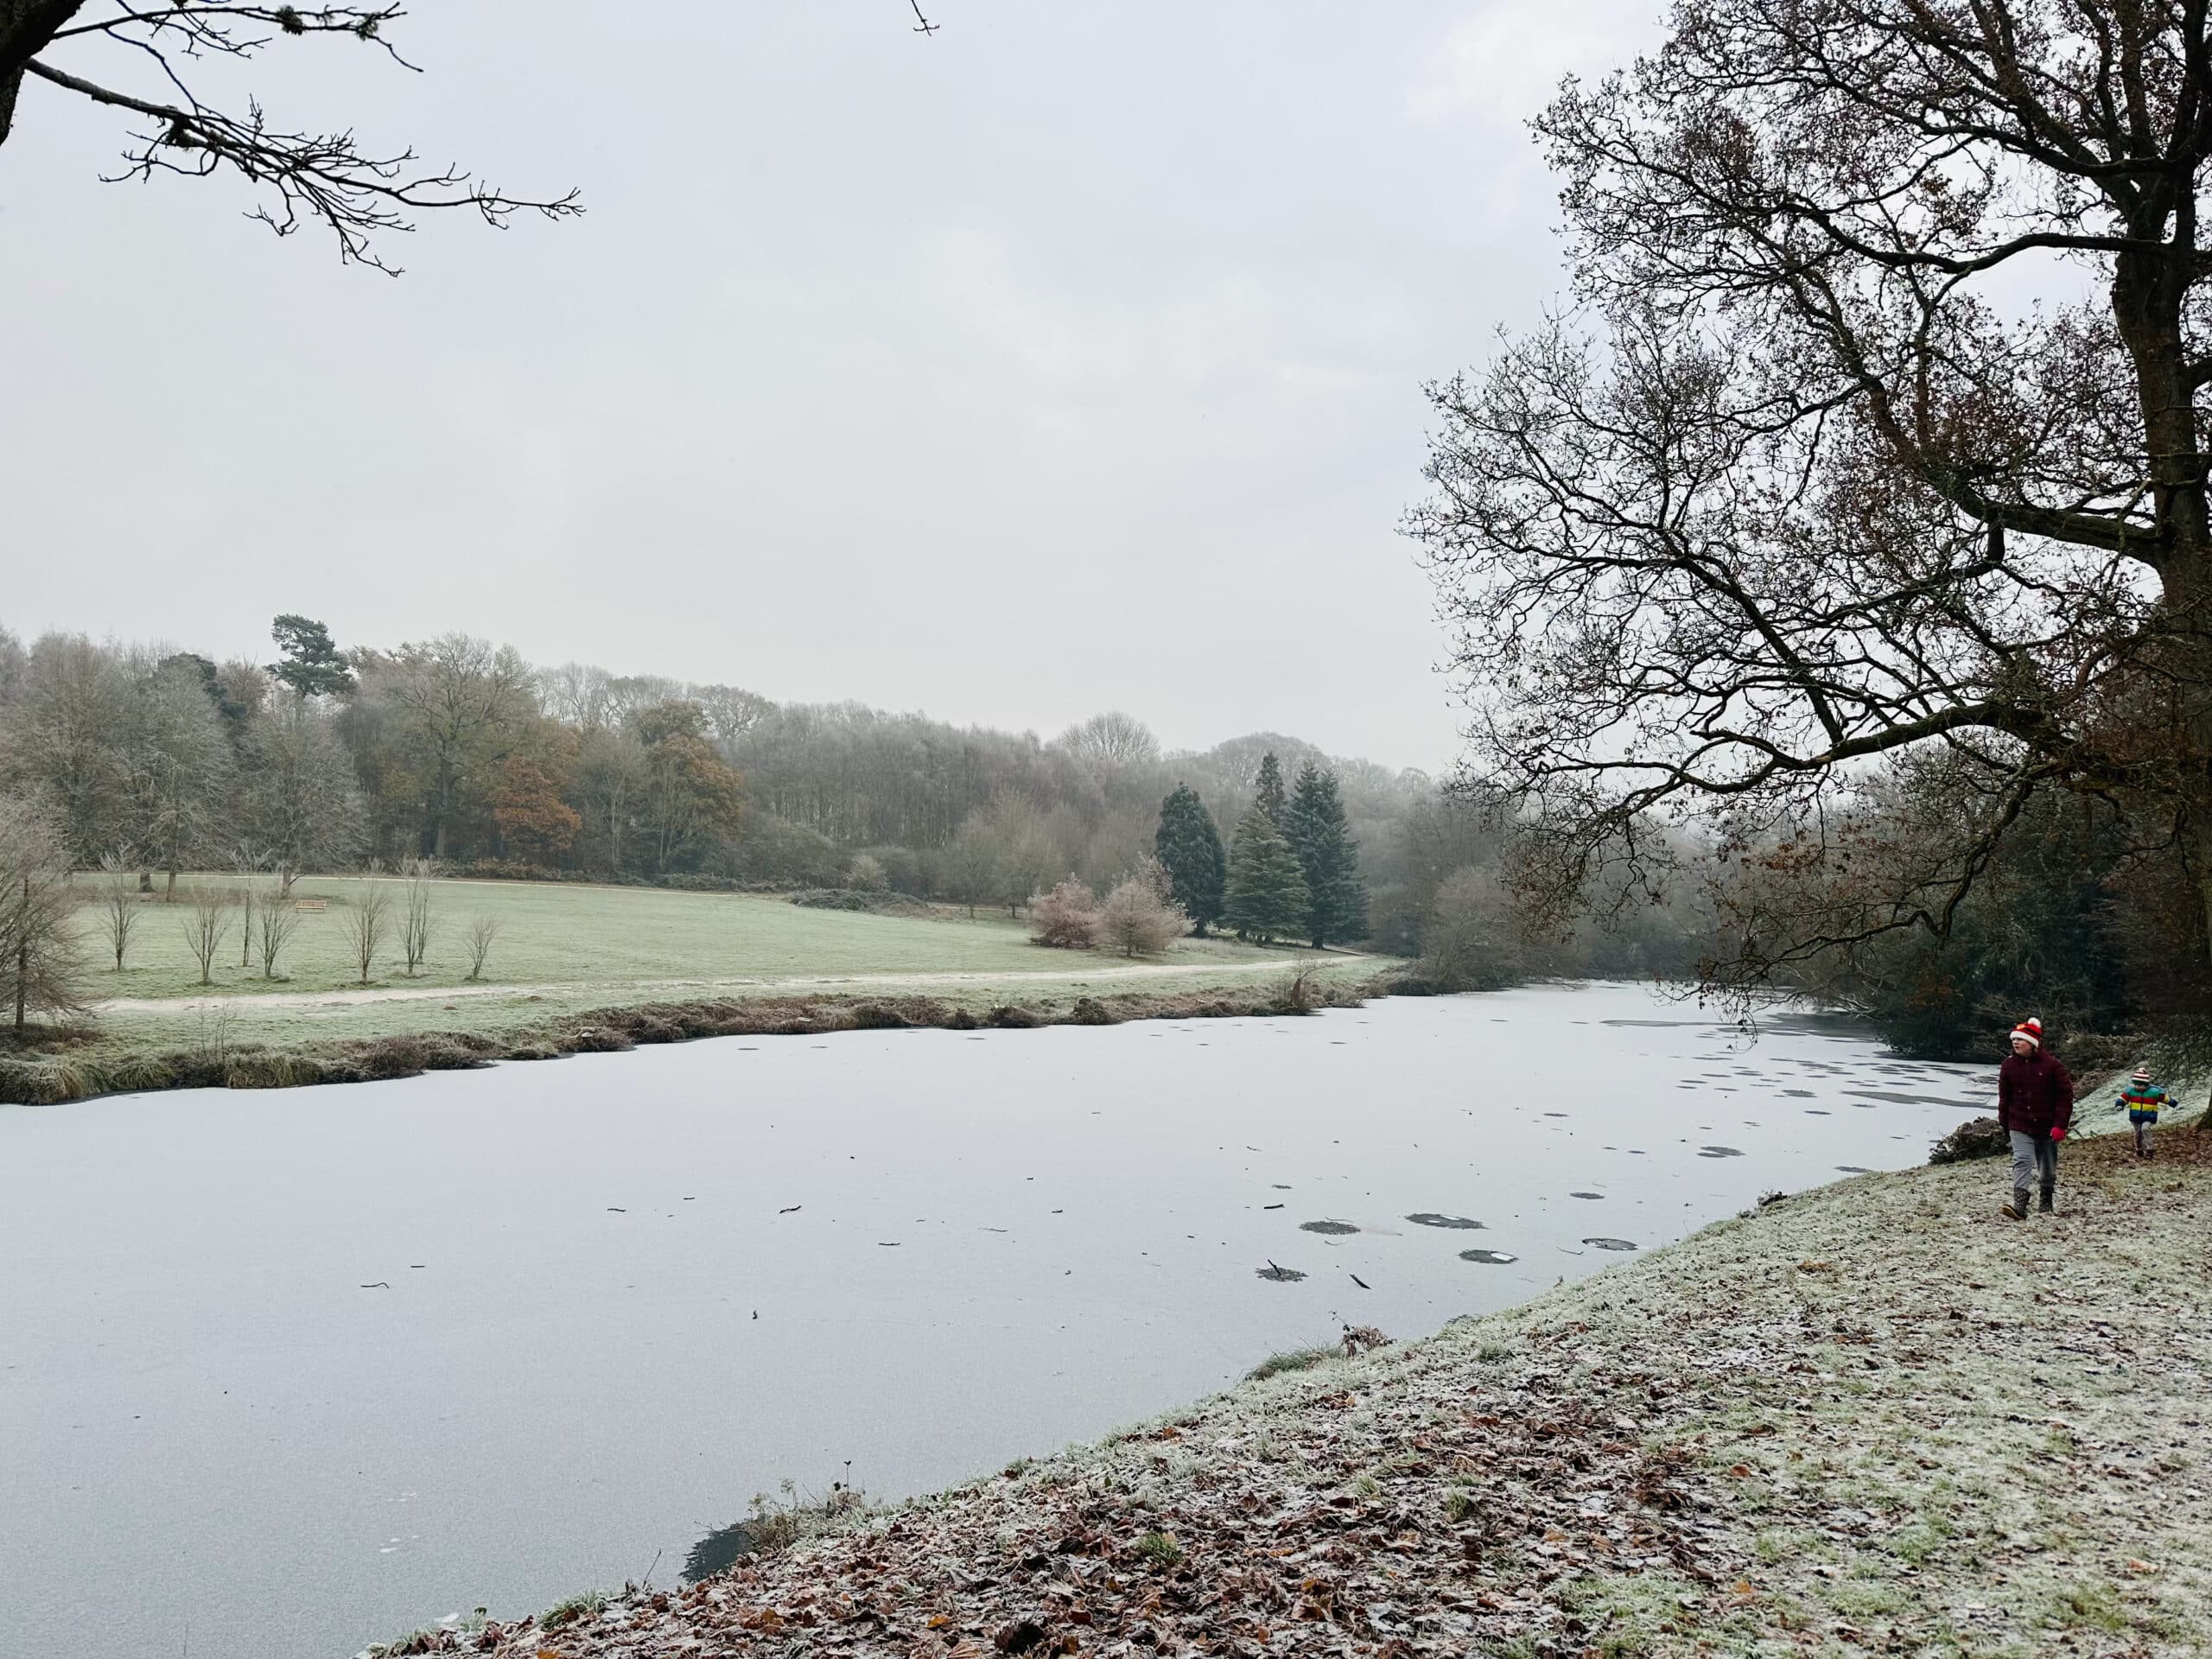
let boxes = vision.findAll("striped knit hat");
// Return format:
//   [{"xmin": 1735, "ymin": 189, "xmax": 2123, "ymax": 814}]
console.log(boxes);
[
  {"xmin": 2011, "ymin": 1017, "xmax": 2043, "ymax": 1048},
  {"xmin": 2133, "ymin": 1067, "xmax": 2154, "ymax": 1084}
]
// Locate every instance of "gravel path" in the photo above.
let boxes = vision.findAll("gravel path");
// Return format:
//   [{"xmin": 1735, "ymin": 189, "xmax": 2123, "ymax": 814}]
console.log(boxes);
[{"xmin": 386, "ymin": 1131, "xmax": 2212, "ymax": 1659}]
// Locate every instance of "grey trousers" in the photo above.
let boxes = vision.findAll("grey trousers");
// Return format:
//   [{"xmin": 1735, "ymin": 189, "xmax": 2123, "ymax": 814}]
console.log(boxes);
[{"xmin": 2008, "ymin": 1129, "xmax": 2057, "ymax": 1196}]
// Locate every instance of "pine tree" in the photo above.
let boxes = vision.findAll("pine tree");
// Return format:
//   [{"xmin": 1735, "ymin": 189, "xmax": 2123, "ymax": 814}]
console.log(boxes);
[
  {"xmin": 1253, "ymin": 752, "xmax": 1287, "ymax": 824},
  {"xmin": 1285, "ymin": 761, "xmax": 1368, "ymax": 949},
  {"xmin": 1154, "ymin": 783, "xmax": 1227, "ymax": 935},
  {"xmin": 268, "ymin": 613, "xmax": 355, "ymax": 698},
  {"xmin": 1223, "ymin": 803, "xmax": 1309, "ymax": 943}
]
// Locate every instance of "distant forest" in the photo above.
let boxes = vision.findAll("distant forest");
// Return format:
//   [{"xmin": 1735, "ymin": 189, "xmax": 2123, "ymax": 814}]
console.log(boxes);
[{"xmin": 0, "ymin": 618, "xmax": 1692, "ymax": 976}]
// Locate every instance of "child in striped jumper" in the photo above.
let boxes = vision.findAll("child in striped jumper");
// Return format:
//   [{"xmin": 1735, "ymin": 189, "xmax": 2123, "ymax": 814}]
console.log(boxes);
[{"xmin": 2118, "ymin": 1068, "xmax": 2173, "ymax": 1160}]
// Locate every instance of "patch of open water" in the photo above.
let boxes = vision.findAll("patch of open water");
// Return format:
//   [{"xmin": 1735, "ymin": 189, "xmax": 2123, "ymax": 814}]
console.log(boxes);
[{"xmin": 0, "ymin": 982, "xmax": 1988, "ymax": 1659}]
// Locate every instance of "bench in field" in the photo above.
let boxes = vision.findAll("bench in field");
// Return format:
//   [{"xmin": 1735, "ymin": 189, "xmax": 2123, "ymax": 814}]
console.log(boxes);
[{"xmin": 294, "ymin": 898, "xmax": 328, "ymax": 912}]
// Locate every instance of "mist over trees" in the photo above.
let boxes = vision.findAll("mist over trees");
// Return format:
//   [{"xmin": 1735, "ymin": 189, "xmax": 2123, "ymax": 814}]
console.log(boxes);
[
  {"xmin": 0, "ymin": 618, "xmax": 1535, "ymax": 959},
  {"xmin": 0, "ymin": 608, "xmax": 1751, "ymax": 1051}
]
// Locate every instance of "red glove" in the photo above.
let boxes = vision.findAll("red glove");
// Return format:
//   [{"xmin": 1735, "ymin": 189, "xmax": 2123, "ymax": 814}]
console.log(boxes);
[{"xmin": 2050, "ymin": 1126, "xmax": 2066, "ymax": 1141}]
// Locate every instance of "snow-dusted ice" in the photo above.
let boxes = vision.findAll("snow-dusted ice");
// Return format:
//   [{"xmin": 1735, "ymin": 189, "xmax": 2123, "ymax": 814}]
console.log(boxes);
[{"xmin": 0, "ymin": 982, "xmax": 1988, "ymax": 1659}]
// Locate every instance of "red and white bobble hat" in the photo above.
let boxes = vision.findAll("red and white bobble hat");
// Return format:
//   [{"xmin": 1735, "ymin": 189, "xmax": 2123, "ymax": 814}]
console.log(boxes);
[{"xmin": 2011, "ymin": 1016, "xmax": 2043, "ymax": 1048}]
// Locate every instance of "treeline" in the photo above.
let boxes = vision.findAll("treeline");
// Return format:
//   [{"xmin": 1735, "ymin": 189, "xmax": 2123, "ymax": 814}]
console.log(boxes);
[{"xmin": 0, "ymin": 617, "xmax": 1660, "ymax": 971}]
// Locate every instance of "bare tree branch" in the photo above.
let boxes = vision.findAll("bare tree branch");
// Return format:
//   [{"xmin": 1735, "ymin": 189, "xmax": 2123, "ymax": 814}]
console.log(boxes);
[{"xmin": 4, "ymin": 2, "xmax": 578, "ymax": 271}]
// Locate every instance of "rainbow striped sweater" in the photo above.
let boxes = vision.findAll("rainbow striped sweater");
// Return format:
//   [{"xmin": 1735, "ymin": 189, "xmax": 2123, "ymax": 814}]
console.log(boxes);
[{"xmin": 2118, "ymin": 1082, "xmax": 2172, "ymax": 1121}]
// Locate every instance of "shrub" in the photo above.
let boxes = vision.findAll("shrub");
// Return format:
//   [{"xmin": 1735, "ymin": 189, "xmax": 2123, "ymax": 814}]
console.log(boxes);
[
  {"xmin": 1929, "ymin": 1116, "xmax": 2009, "ymax": 1164},
  {"xmin": 847, "ymin": 852, "xmax": 889, "ymax": 892},
  {"xmin": 1245, "ymin": 1345, "xmax": 1337, "ymax": 1382},
  {"xmin": 1028, "ymin": 879, "xmax": 1098, "ymax": 949},
  {"xmin": 790, "ymin": 887, "xmax": 931, "ymax": 915},
  {"xmin": 1420, "ymin": 867, "xmax": 1528, "ymax": 991},
  {"xmin": 1095, "ymin": 874, "xmax": 1187, "ymax": 957}
]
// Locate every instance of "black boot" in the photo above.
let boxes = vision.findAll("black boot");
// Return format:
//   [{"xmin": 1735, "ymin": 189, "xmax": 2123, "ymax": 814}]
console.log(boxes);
[
  {"xmin": 2003, "ymin": 1189, "xmax": 2030, "ymax": 1220},
  {"xmin": 2039, "ymin": 1186, "xmax": 2056, "ymax": 1214}
]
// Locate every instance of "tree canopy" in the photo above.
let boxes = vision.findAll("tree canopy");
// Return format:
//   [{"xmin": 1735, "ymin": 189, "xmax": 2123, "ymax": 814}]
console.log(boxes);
[
  {"xmin": 1411, "ymin": 0, "xmax": 2212, "ymax": 999},
  {"xmin": 1154, "ymin": 783, "xmax": 1227, "ymax": 936},
  {"xmin": 1223, "ymin": 802, "xmax": 1309, "ymax": 944},
  {"xmin": 1285, "ymin": 761, "xmax": 1366, "ymax": 950}
]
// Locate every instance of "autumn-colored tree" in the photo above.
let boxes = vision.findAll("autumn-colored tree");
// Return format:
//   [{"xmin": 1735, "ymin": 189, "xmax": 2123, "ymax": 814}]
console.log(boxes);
[
  {"xmin": 493, "ymin": 732, "xmax": 582, "ymax": 865},
  {"xmin": 632, "ymin": 701, "xmax": 746, "ymax": 874}
]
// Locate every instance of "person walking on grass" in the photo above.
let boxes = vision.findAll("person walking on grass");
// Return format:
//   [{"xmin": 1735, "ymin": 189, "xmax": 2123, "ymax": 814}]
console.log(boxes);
[
  {"xmin": 2118, "ymin": 1068, "xmax": 2173, "ymax": 1161},
  {"xmin": 1998, "ymin": 1016, "xmax": 2074, "ymax": 1219}
]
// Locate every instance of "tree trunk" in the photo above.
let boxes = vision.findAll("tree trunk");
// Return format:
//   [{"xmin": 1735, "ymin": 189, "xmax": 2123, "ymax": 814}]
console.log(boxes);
[
  {"xmin": 14, "ymin": 874, "xmax": 25, "ymax": 1033},
  {"xmin": 164, "ymin": 867, "xmax": 176, "ymax": 902}
]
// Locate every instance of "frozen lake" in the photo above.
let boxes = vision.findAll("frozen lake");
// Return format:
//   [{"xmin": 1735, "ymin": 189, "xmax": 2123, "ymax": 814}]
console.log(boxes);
[{"xmin": 0, "ymin": 982, "xmax": 1989, "ymax": 1659}]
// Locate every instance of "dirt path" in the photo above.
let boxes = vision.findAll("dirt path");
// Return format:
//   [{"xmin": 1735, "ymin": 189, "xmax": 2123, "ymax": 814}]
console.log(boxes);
[
  {"xmin": 410, "ymin": 1131, "xmax": 2211, "ymax": 1659},
  {"xmin": 93, "ymin": 955, "xmax": 1369, "ymax": 1014}
]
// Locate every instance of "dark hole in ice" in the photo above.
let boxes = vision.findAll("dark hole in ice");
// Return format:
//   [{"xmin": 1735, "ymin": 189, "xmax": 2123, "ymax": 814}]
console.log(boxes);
[
  {"xmin": 1697, "ymin": 1146, "xmax": 1745, "ymax": 1158},
  {"xmin": 1835, "ymin": 1165, "xmax": 1875, "ymax": 1174},
  {"xmin": 1582, "ymin": 1237, "xmax": 1638, "ymax": 1252},
  {"xmin": 1300, "ymin": 1220, "xmax": 1359, "ymax": 1236},
  {"xmin": 1568, "ymin": 1191, "xmax": 1605, "ymax": 1200},
  {"xmin": 1847, "ymin": 1088, "xmax": 1978, "ymax": 1108},
  {"xmin": 1805, "ymin": 1109, "xmax": 1833, "ymax": 1116},
  {"xmin": 1542, "ymin": 1111, "xmax": 1569, "ymax": 1118},
  {"xmin": 1255, "ymin": 1264, "xmax": 1307, "ymax": 1282},
  {"xmin": 1459, "ymin": 1248, "xmax": 1519, "ymax": 1264},
  {"xmin": 1406, "ymin": 1212, "xmax": 1485, "ymax": 1230},
  {"xmin": 1783, "ymin": 1089, "xmax": 1816, "ymax": 1097}
]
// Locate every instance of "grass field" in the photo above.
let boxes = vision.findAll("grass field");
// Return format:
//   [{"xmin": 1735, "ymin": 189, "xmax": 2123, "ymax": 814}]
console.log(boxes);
[{"xmin": 51, "ymin": 873, "xmax": 1367, "ymax": 1061}]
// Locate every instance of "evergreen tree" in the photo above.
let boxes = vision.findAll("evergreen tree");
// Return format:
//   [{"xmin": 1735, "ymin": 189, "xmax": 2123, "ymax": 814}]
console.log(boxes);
[
  {"xmin": 1154, "ymin": 783, "xmax": 1227, "ymax": 936},
  {"xmin": 1223, "ymin": 802, "xmax": 1309, "ymax": 943},
  {"xmin": 268, "ymin": 613, "xmax": 355, "ymax": 698},
  {"xmin": 1285, "ymin": 761, "xmax": 1368, "ymax": 948},
  {"xmin": 1253, "ymin": 751, "xmax": 1287, "ymax": 823}
]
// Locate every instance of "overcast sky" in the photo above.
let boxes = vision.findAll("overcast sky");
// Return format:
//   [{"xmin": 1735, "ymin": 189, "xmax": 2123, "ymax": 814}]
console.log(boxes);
[{"xmin": 3, "ymin": 1, "xmax": 1658, "ymax": 772}]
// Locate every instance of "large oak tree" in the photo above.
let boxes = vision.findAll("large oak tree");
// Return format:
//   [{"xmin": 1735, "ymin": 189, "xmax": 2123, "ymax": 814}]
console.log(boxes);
[{"xmin": 1412, "ymin": 0, "xmax": 2212, "ymax": 998}]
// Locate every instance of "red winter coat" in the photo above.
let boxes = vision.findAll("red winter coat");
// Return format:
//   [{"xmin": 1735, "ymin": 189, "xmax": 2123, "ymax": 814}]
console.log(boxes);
[{"xmin": 1998, "ymin": 1050, "xmax": 2075, "ymax": 1135}]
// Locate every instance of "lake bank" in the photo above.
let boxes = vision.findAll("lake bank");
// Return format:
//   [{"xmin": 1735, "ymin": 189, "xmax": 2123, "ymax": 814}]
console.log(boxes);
[
  {"xmin": 445, "ymin": 1129, "xmax": 2212, "ymax": 1659},
  {"xmin": 10, "ymin": 872, "xmax": 1357, "ymax": 1106},
  {"xmin": 0, "ymin": 953, "xmax": 1382, "ymax": 1104}
]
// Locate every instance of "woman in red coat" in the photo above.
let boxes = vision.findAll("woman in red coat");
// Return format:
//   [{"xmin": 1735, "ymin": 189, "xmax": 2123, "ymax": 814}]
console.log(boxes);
[{"xmin": 1997, "ymin": 1016, "xmax": 2074, "ymax": 1218}]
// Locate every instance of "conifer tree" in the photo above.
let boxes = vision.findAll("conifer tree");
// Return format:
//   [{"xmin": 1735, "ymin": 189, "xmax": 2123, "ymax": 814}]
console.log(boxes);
[
  {"xmin": 1223, "ymin": 802, "xmax": 1309, "ymax": 944},
  {"xmin": 1285, "ymin": 761, "xmax": 1368, "ymax": 949},
  {"xmin": 1253, "ymin": 752, "xmax": 1287, "ymax": 824},
  {"xmin": 1154, "ymin": 783, "xmax": 1228, "ymax": 936}
]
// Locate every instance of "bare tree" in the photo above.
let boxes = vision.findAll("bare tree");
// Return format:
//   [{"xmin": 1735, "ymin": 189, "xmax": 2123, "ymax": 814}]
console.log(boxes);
[
  {"xmin": 340, "ymin": 879, "xmax": 390, "ymax": 985},
  {"xmin": 1058, "ymin": 711, "xmax": 1161, "ymax": 771},
  {"xmin": 97, "ymin": 850, "xmax": 138, "ymax": 971},
  {"xmin": 399, "ymin": 860, "xmax": 434, "ymax": 976},
  {"xmin": 232, "ymin": 851, "xmax": 264, "ymax": 969},
  {"xmin": 124, "ymin": 656, "xmax": 235, "ymax": 900},
  {"xmin": 180, "ymin": 886, "xmax": 230, "ymax": 987},
  {"xmin": 254, "ymin": 872, "xmax": 300, "ymax": 980},
  {"xmin": 10, "ymin": 634, "xmax": 133, "ymax": 864},
  {"xmin": 239, "ymin": 694, "xmax": 365, "ymax": 876},
  {"xmin": 378, "ymin": 636, "xmax": 533, "ymax": 858},
  {"xmin": 1410, "ymin": 0, "xmax": 2212, "ymax": 998},
  {"xmin": 0, "ymin": 5, "xmax": 581, "ymax": 273},
  {"xmin": 464, "ymin": 912, "xmax": 499, "ymax": 982},
  {"xmin": 1095, "ymin": 868, "xmax": 1186, "ymax": 958},
  {"xmin": 0, "ymin": 798, "xmax": 86, "ymax": 1034}
]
